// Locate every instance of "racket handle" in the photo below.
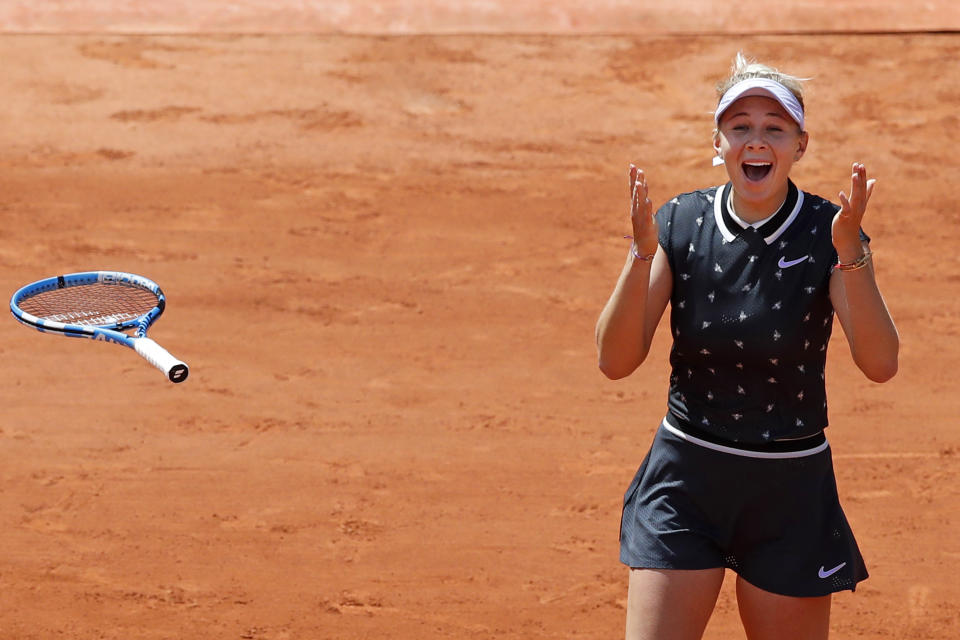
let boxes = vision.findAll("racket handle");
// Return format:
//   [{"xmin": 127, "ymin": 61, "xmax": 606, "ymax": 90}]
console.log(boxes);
[{"xmin": 134, "ymin": 338, "xmax": 189, "ymax": 383}]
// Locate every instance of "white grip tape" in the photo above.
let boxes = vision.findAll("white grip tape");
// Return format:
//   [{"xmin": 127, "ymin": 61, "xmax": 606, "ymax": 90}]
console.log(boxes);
[{"xmin": 134, "ymin": 338, "xmax": 189, "ymax": 383}]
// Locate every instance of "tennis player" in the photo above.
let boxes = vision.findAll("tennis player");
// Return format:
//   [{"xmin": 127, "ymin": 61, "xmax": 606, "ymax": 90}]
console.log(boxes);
[{"xmin": 595, "ymin": 53, "xmax": 899, "ymax": 640}]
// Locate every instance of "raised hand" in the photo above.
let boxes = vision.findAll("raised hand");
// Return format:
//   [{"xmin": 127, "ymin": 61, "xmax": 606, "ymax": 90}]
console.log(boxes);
[
  {"xmin": 629, "ymin": 164, "xmax": 659, "ymax": 257},
  {"xmin": 833, "ymin": 162, "xmax": 876, "ymax": 261}
]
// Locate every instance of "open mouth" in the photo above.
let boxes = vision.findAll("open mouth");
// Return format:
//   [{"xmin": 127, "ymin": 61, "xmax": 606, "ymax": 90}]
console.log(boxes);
[{"xmin": 742, "ymin": 161, "xmax": 772, "ymax": 182}]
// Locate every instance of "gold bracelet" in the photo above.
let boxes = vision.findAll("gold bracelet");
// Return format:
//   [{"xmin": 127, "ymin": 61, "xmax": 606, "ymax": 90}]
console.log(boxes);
[{"xmin": 836, "ymin": 250, "xmax": 873, "ymax": 272}]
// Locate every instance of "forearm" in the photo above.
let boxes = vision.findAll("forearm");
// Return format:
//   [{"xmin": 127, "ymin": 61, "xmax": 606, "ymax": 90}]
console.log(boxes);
[
  {"xmin": 596, "ymin": 253, "xmax": 655, "ymax": 379},
  {"xmin": 832, "ymin": 261, "xmax": 899, "ymax": 382}
]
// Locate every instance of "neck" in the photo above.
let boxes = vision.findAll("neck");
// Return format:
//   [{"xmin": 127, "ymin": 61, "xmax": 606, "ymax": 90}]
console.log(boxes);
[{"xmin": 730, "ymin": 184, "xmax": 790, "ymax": 224}]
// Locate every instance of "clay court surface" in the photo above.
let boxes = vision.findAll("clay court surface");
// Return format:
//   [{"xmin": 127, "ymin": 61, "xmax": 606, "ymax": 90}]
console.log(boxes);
[{"xmin": 1, "ymin": 2, "xmax": 958, "ymax": 638}]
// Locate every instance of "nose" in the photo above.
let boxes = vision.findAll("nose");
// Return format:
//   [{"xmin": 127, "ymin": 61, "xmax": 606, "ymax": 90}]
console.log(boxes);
[{"xmin": 745, "ymin": 135, "xmax": 768, "ymax": 150}]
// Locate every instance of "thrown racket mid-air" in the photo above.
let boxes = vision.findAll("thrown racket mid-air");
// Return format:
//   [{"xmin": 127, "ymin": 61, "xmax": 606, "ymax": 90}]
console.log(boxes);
[{"xmin": 10, "ymin": 271, "xmax": 189, "ymax": 383}]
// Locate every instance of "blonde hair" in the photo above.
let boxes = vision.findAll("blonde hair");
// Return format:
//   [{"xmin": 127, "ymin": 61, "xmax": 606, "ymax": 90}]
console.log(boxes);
[{"xmin": 717, "ymin": 52, "xmax": 807, "ymax": 112}]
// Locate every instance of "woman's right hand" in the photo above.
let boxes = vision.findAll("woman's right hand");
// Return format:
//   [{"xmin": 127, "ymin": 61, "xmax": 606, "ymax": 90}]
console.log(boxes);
[{"xmin": 629, "ymin": 165, "xmax": 659, "ymax": 257}]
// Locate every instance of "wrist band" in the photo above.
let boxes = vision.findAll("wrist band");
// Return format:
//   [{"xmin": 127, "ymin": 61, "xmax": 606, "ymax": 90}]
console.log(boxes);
[
  {"xmin": 632, "ymin": 244, "xmax": 655, "ymax": 261},
  {"xmin": 836, "ymin": 250, "xmax": 873, "ymax": 272},
  {"xmin": 624, "ymin": 235, "xmax": 656, "ymax": 262}
]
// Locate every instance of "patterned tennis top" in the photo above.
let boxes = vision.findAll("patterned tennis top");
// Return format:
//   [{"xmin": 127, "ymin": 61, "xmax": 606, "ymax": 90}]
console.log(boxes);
[{"xmin": 656, "ymin": 180, "xmax": 865, "ymax": 444}]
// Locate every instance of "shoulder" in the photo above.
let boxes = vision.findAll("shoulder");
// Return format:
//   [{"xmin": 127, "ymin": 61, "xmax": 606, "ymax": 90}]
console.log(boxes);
[
  {"xmin": 656, "ymin": 186, "xmax": 721, "ymax": 222},
  {"xmin": 655, "ymin": 186, "xmax": 721, "ymax": 261},
  {"xmin": 799, "ymin": 190, "xmax": 841, "ymax": 217}
]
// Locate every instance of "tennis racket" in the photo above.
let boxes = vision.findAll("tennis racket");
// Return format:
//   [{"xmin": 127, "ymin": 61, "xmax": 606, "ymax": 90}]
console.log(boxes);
[{"xmin": 10, "ymin": 271, "xmax": 189, "ymax": 383}]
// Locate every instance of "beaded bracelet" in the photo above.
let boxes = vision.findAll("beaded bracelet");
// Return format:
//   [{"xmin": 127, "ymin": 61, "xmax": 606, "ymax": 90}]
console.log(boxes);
[
  {"xmin": 836, "ymin": 250, "xmax": 873, "ymax": 272},
  {"xmin": 624, "ymin": 235, "xmax": 656, "ymax": 262}
]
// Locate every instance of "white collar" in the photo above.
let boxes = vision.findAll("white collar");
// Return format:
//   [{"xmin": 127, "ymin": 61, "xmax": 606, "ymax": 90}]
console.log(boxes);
[{"xmin": 713, "ymin": 183, "xmax": 805, "ymax": 245}]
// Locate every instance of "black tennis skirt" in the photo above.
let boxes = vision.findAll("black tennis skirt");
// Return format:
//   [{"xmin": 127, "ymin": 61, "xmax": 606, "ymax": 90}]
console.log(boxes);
[{"xmin": 620, "ymin": 417, "xmax": 868, "ymax": 597}]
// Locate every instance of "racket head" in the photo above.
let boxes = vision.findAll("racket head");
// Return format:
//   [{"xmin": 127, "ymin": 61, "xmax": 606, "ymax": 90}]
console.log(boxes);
[{"xmin": 10, "ymin": 271, "xmax": 166, "ymax": 338}]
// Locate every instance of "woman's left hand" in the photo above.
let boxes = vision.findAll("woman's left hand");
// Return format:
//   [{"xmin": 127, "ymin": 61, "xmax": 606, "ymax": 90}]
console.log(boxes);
[{"xmin": 833, "ymin": 162, "xmax": 876, "ymax": 262}]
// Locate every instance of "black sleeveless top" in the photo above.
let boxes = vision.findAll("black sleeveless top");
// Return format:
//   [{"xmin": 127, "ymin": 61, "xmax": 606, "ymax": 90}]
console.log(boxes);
[{"xmin": 656, "ymin": 181, "xmax": 865, "ymax": 444}]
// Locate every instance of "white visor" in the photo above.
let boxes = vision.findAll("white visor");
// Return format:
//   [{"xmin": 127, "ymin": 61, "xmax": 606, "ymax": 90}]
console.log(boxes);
[{"xmin": 714, "ymin": 77, "xmax": 804, "ymax": 131}]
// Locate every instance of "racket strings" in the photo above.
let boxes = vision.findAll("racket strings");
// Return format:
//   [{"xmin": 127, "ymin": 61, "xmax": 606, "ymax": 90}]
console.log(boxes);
[{"xmin": 19, "ymin": 283, "xmax": 159, "ymax": 326}]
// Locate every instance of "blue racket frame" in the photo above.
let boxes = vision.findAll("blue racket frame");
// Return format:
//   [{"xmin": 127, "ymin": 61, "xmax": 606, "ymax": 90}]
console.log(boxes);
[{"xmin": 10, "ymin": 271, "xmax": 188, "ymax": 382}]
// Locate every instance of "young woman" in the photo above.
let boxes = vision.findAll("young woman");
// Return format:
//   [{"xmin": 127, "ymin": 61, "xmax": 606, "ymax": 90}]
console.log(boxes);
[{"xmin": 595, "ymin": 53, "xmax": 899, "ymax": 640}]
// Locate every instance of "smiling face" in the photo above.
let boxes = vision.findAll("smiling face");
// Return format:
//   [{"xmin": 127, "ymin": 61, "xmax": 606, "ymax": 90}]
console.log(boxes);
[{"xmin": 713, "ymin": 95, "xmax": 808, "ymax": 220}]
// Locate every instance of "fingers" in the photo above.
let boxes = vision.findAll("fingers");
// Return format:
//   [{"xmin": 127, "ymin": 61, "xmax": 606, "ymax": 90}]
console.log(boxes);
[
  {"xmin": 629, "ymin": 164, "xmax": 649, "ymax": 214},
  {"xmin": 634, "ymin": 181, "xmax": 650, "ymax": 218},
  {"xmin": 865, "ymin": 178, "xmax": 877, "ymax": 204},
  {"xmin": 625, "ymin": 164, "xmax": 659, "ymax": 255},
  {"xmin": 842, "ymin": 162, "xmax": 878, "ymax": 213},
  {"xmin": 850, "ymin": 162, "xmax": 865, "ymax": 203},
  {"xmin": 850, "ymin": 162, "xmax": 877, "ymax": 199},
  {"xmin": 629, "ymin": 164, "xmax": 646, "ymax": 193}
]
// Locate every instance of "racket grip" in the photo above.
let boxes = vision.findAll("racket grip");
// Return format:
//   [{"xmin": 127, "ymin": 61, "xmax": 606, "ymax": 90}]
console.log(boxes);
[{"xmin": 134, "ymin": 338, "xmax": 189, "ymax": 383}]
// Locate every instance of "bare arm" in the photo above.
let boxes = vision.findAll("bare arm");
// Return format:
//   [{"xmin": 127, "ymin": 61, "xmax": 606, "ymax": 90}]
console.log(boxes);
[
  {"xmin": 595, "ymin": 166, "xmax": 674, "ymax": 379},
  {"xmin": 829, "ymin": 163, "xmax": 899, "ymax": 382},
  {"xmin": 596, "ymin": 248, "xmax": 673, "ymax": 379}
]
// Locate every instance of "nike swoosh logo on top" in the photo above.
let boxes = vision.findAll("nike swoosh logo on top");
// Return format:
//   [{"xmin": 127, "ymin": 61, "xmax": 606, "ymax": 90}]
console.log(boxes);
[
  {"xmin": 778, "ymin": 255, "xmax": 809, "ymax": 269},
  {"xmin": 818, "ymin": 562, "xmax": 847, "ymax": 579}
]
